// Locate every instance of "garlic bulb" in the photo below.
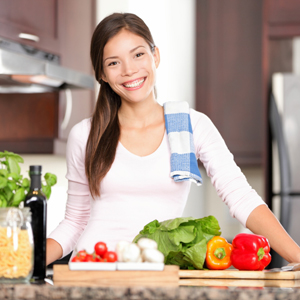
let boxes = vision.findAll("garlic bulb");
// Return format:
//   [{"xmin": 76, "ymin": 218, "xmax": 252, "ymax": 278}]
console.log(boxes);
[
  {"xmin": 122, "ymin": 243, "xmax": 141, "ymax": 262},
  {"xmin": 137, "ymin": 238, "xmax": 158, "ymax": 251},
  {"xmin": 115, "ymin": 241, "xmax": 131, "ymax": 262},
  {"xmin": 142, "ymin": 248, "xmax": 165, "ymax": 263}
]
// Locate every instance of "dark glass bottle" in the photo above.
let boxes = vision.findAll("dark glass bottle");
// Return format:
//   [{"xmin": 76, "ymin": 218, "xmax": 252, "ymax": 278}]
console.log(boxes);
[{"xmin": 24, "ymin": 165, "xmax": 47, "ymax": 281}]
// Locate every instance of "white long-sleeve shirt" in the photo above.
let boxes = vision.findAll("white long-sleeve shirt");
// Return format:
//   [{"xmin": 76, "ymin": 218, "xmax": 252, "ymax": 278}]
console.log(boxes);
[{"xmin": 48, "ymin": 108, "xmax": 266, "ymax": 258}]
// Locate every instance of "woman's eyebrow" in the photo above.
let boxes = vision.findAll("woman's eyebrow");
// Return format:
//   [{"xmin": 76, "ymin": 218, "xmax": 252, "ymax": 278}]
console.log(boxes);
[
  {"xmin": 103, "ymin": 46, "xmax": 146, "ymax": 63},
  {"xmin": 130, "ymin": 45, "xmax": 145, "ymax": 53}
]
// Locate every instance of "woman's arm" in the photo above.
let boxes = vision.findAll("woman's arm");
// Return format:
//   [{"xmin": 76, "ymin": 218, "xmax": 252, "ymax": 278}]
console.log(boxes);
[
  {"xmin": 246, "ymin": 204, "xmax": 300, "ymax": 263},
  {"xmin": 46, "ymin": 185, "xmax": 90, "ymax": 265},
  {"xmin": 46, "ymin": 120, "xmax": 91, "ymax": 265},
  {"xmin": 191, "ymin": 110, "xmax": 300, "ymax": 262},
  {"xmin": 46, "ymin": 238, "xmax": 63, "ymax": 266}
]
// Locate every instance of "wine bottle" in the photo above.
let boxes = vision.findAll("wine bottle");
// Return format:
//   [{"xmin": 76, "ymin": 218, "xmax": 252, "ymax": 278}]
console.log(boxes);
[{"xmin": 24, "ymin": 165, "xmax": 47, "ymax": 281}]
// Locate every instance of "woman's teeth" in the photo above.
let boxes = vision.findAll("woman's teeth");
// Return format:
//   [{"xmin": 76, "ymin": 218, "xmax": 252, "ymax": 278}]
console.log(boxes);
[{"xmin": 123, "ymin": 78, "xmax": 145, "ymax": 88}]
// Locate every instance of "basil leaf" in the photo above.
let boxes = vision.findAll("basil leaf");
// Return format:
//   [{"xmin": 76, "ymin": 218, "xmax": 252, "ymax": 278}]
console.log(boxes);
[
  {"xmin": 12, "ymin": 187, "xmax": 25, "ymax": 207},
  {"xmin": 0, "ymin": 169, "xmax": 8, "ymax": 178},
  {"xmin": 42, "ymin": 184, "xmax": 51, "ymax": 199},
  {"xmin": 22, "ymin": 178, "xmax": 30, "ymax": 188},
  {"xmin": 0, "ymin": 177, "xmax": 7, "ymax": 189},
  {"xmin": 44, "ymin": 173, "xmax": 57, "ymax": 187}
]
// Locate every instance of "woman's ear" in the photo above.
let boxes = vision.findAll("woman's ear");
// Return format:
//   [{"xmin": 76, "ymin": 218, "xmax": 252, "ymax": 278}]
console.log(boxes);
[
  {"xmin": 101, "ymin": 72, "xmax": 108, "ymax": 83},
  {"xmin": 153, "ymin": 46, "xmax": 160, "ymax": 68}
]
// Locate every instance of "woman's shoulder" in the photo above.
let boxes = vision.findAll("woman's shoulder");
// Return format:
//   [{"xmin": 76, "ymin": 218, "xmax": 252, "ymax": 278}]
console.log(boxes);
[
  {"xmin": 189, "ymin": 108, "xmax": 213, "ymax": 129},
  {"xmin": 68, "ymin": 117, "xmax": 92, "ymax": 145},
  {"xmin": 70, "ymin": 118, "xmax": 91, "ymax": 136}
]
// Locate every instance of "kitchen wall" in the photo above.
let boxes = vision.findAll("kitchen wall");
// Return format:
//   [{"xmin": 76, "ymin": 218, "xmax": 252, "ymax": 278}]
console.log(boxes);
[{"xmin": 19, "ymin": 0, "xmax": 265, "ymax": 242}]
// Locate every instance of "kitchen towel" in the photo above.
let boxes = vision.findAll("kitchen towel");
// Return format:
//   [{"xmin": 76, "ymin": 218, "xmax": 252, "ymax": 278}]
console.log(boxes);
[{"xmin": 163, "ymin": 101, "xmax": 202, "ymax": 186}]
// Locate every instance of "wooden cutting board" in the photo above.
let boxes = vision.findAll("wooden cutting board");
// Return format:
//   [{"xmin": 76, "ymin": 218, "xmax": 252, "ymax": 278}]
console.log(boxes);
[
  {"xmin": 179, "ymin": 269, "xmax": 300, "ymax": 280},
  {"xmin": 53, "ymin": 264, "xmax": 179, "ymax": 287}
]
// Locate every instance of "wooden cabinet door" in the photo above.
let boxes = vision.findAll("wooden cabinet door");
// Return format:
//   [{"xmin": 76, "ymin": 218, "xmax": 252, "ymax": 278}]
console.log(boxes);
[
  {"xmin": 0, "ymin": 0, "xmax": 59, "ymax": 54},
  {"xmin": 196, "ymin": 0, "xmax": 264, "ymax": 166},
  {"xmin": 266, "ymin": 0, "xmax": 300, "ymax": 37},
  {"xmin": 0, "ymin": 93, "xmax": 58, "ymax": 153}
]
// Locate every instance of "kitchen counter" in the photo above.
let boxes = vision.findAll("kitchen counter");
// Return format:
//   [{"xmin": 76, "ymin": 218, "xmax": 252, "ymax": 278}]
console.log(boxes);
[{"xmin": 1, "ymin": 282, "xmax": 300, "ymax": 300}]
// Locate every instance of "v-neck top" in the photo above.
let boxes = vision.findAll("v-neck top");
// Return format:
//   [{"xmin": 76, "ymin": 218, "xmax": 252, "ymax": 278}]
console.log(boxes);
[
  {"xmin": 117, "ymin": 129, "xmax": 166, "ymax": 160},
  {"xmin": 48, "ymin": 108, "xmax": 266, "ymax": 258}
]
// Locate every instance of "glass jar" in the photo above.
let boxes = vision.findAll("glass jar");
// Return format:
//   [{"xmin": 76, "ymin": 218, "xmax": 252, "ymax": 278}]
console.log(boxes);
[{"xmin": 0, "ymin": 207, "xmax": 34, "ymax": 282}]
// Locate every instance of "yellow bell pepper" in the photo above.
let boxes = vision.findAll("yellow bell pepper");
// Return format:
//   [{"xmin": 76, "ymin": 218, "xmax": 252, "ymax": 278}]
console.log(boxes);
[{"xmin": 206, "ymin": 236, "xmax": 233, "ymax": 270}]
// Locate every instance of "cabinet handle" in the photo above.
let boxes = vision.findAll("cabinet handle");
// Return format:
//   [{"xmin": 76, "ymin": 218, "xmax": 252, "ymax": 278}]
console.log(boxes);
[
  {"xmin": 18, "ymin": 33, "xmax": 40, "ymax": 42},
  {"xmin": 61, "ymin": 89, "xmax": 73, "ymax": 130}
]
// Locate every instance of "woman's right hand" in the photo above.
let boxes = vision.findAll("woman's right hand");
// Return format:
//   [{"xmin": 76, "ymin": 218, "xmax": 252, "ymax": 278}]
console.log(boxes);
[{"xmin": 46, "ymin": 238, "xmax": 63, "ymax": 266}]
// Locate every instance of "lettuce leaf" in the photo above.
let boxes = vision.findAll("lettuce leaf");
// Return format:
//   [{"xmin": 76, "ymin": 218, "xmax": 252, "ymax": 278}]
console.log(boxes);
[{"xmin": 133, "ymin": 215, "xmax": 221, "ymax": 269}]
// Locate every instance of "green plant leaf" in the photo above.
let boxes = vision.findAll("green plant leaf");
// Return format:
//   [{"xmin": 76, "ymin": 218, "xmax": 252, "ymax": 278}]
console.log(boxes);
[
  {"xmin": 0, "ymin": 151, "xmax": 24, "ymax": 163},
  {"xmin": 0, "ymin": 151, "xmax": 57, "ymax": 206},
  {"xmin": 1, "ymin": 161, "xmax": 8, "ymax": 168},
  {"xmin": 11, "ymin": 187, "xmax": 25, "ymax": 207},
  {"xmin": 44, "ymin": 173, "xmax": 57, "ymax": 187},
  {"xmin": 0, "ymin": 177, "xmax": 8, "ymax": 189},
  {"xmin": 22, "ymin": 178, "xmax": 30, "ymax": 188},
  {"xmin": 7, "ymin": 179, "xmax": 17, "ymax": 191},
  {"xmin": 8, "ymin": 172, "xmax": 22, "ymax": 181},
  {"xmin": 133, "ymin": 216, "xmax": 222, "ymax": 270},
  {"xmin": 0, "ymin": 194, "xmax": 7, "ymax": 207},
  {"xmin": 0, "ymin": 169, "xmax": 8, "ymax": 178},
  {"xmin": 3, "ymin": 186, "xmax": 13, "ymax": 201},
  {"xmin": 7, "ymin": 157, "xmax": 21, "ymax": 175},
  {"xmin": 42, "ymin": 184, "xmax": 51, "ymax": 199}
]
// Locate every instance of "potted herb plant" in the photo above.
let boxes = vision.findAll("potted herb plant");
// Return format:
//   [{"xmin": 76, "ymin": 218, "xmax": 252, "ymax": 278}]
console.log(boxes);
[{"xmin": 0, "ymin": 151, "xmax": 57, "ymax": 207}]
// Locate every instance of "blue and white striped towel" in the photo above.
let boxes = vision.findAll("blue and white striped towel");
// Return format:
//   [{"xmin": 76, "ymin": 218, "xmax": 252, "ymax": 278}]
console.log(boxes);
[{"xmin": 163, "ymin": 101, "xmax": 202, "ymax": 186}]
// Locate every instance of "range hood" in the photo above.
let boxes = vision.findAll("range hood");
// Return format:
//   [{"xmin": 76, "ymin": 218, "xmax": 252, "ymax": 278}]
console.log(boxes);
[{"xmin": 0, "ymin": 37, "xmax": 94, "ymax": 93}]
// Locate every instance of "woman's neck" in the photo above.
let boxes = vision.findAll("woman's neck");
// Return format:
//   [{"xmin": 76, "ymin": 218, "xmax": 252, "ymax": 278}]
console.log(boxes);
[{"xmin": 118, "ymin": 100, "xmax": 164, "ymax": 129}]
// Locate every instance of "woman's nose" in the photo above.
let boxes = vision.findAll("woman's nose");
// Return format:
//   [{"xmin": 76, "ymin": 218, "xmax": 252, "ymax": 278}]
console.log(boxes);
[{"xmin": 121, "ymin": 59, "xmax": 138, "ymax": 77}]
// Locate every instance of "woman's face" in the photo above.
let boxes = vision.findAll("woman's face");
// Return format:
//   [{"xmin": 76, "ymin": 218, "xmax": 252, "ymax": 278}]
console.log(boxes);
[{"xmin": 101, "ymin": 29, "xmax": 160, "ymax": 105}]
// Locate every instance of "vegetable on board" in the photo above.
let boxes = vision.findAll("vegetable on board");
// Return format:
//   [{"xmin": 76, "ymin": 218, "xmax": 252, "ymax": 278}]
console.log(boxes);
[
  {"xmin": 133, "ymin": 216, "xmax": 221, "ymax": 270},
  {"xmin": 71, "ymin": 241, "xmax": 118, "ymax": 263},
  {"xmin": 205, "ymin": 236, "xmax": 233, "ymax": 270},
  {"xmin": 116, "ymin": 238, "xmax": 164, "ymax": 263},
  {"xmin": 231, "ymin": 233, "xmax": 272, "ymax": 271}
]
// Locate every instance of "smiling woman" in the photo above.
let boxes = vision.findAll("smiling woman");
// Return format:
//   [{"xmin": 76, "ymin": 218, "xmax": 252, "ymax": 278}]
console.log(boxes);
[{"xmin": 45, "ymin": 13, "xmax": 300, "ymax": 268}]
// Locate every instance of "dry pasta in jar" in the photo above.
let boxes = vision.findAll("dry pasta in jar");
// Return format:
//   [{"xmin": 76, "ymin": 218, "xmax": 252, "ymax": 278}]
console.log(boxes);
[{"xmin": 0, "ymin": 208, "xmax": 33, "ymax": 282}]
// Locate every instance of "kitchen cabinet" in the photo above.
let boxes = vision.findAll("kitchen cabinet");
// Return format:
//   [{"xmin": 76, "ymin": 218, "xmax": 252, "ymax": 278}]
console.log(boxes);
[
  {"xmin": 0, "ymin": 0, "xmax": 60, "ymax": 55},
  {"xmin": 0, "ymin": 0, "xmax": 95, "ymax": 154},
  {"xmin": 267, "ymin": 0, "xmax": 300, "ymax": 37},
  {"xmin": 196, "ymin": 0, "xmax": 263, "ymax": 167},
  {"xmin": 0, "ymin": 93, "xmax": 58, "ymax": 153}
]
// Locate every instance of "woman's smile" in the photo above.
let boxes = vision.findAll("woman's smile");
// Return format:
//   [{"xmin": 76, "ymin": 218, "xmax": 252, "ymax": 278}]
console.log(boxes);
[{"xmin": 121, "ymin": 77, "xmax": 146, "ymax": 90}]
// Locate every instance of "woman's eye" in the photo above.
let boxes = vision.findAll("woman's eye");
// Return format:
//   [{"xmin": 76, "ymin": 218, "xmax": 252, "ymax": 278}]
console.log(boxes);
[
  {"xmin": 136, "ymin": 53, "xmax": 144, "ymax": 58},
  {"xmin": 108, "ymin": 61, "xmax": 118, "ymax": 66}
]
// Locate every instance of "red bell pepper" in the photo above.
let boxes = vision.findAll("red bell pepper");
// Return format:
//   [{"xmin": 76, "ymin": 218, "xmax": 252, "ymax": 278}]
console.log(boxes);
[{"xmin": 231, "ymin": 233, "xmax": 271, "ymax": 271}]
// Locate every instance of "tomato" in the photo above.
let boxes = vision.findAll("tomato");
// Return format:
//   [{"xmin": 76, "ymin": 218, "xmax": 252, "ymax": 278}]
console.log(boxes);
[
  {"xmin": 94, "ymin": 241, "xmax": 108, "ymax": 257},
  {"xmin": 98, "ymin": 258, "xmax": 106, "ymax": 262},
  {"xmin": 71, "ymin": 256, "xmax": 81, "ymax": 262},
  {"xmin": 85, "ymin": 254, "xmax": 97, "ymax": 262},
  {"xmin": 103, "ymin": 251, "xmax": 118, "ymax": 262},
  {"xmin": 77, "ymin": 250, "xmax": 88, "ymax": 261},
  {"xmin": 71, "ymin": 249, "xmax": 88, "ymax": 262}
]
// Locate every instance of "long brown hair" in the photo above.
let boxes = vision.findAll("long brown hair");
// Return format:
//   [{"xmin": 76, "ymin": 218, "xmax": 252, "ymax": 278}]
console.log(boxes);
[{"xmin": 86, "ymin": 13, "xmax": 156, "ymax": 198}]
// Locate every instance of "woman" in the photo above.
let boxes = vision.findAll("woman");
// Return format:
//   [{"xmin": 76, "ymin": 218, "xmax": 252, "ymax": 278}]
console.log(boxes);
[{"xmin": 46, "ymin": 13, "xmax": 300, "ymax": 265}]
